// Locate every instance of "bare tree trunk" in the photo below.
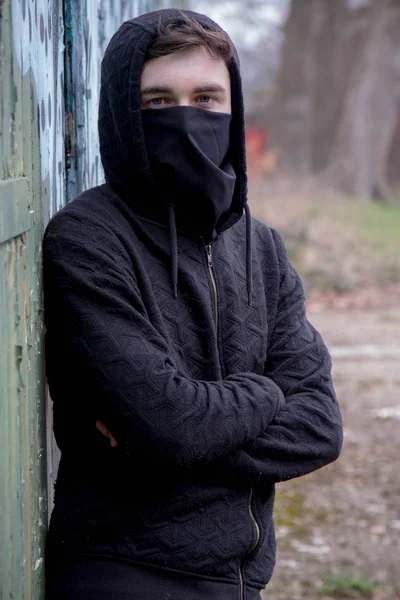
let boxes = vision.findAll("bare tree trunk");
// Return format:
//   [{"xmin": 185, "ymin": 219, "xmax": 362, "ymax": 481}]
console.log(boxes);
[
  {"xmin": 325, "ymin": 0, "xmax": 400, "ymax": 200},
  {"xmin": 312, "ymin": 0, "xmax": 368, "ymax": 171},
  {"xmin": 371, "ymin": 39, "xmax": 400, "ymax": 199},
  {"xmin": 268, "ymin": 0, "xmax": 320, "ymax": 175},
  {"xmin": 387, "ymin": 110, "xmax": 400, "ymax": 187},
  {"xmin": 267, "ymin": 0, "xmax": 370, "ymax": 177}
]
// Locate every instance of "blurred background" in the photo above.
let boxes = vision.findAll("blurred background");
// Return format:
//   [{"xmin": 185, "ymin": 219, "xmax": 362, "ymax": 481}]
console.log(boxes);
[
  {"xmin": 1, "ymin": 0, "xmax": 399, "ymax": 598},
  {"xmin": 189, "ymin": 1, "xmax": 400, "ymax": 598},
  {"xmin": 194, "ymin": 0, "xmax": 400, "ymax": 294}
]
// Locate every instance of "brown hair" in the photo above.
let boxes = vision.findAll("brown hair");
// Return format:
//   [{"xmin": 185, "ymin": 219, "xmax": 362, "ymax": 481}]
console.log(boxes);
[{"xmin": 146, "ymin": 14, "xmax": 234, "ymax": 65}]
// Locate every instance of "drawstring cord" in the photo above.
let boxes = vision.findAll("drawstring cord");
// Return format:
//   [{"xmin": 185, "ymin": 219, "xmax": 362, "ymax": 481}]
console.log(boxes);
[
  {"xmin": 245, "ymin": 204, "xmax": 253, "ymax": 307},
  {"xmin": 168, "ymin": 202, "xmax": 253, "ymax": 307},
  {"xmin": 168, "ymin": 204, "xmax": 178, "ymax": 299}
]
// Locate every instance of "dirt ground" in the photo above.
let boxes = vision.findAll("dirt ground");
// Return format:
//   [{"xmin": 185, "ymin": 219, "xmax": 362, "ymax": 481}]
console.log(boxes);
[{"xmin": 262, "ymin": 286, "xmax": 400, "ymax": 599}]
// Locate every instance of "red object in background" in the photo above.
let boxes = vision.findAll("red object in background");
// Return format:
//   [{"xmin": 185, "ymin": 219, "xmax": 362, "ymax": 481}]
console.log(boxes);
[{"xmin": 246, "ymin": 128, "xmax": 268, "ymax": 173}]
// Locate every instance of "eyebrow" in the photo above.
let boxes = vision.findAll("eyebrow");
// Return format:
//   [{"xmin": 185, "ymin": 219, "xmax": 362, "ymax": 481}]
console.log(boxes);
[
  {"xmin": 192, "ymin": 84, "xmax": 227, "ymax": 94},
  {"xmin": 140, "ymin": 83, "xmax": 227, "ymax": 96}
]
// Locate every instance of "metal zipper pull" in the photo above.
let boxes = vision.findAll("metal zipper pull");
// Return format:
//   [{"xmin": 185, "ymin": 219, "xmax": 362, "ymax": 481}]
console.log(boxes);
[{"xmin": 206, "ymin": 243, "xmax": 213, "ymax": 268}]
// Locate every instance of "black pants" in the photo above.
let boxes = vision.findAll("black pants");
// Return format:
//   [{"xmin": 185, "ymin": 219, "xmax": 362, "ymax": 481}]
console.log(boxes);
[{"xmin": 45, "ymin": 555, "xmax": 262, "ymax": 600}]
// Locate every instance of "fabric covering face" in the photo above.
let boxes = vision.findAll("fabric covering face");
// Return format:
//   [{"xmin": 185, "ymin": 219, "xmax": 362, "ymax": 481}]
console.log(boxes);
[
  {"xmin": 141, "ymin": 106, "xmax": 236, "ymax": 239},
  {"xmin": 43, "ymin": 8, "xmax": 343, "ymax": 599}
]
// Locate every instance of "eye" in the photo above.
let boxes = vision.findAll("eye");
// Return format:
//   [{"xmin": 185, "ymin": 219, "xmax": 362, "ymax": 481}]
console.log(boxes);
[
  {"xmin": 150, "ymin": 98, "xmax": 165, "ymax": 106},
  {"xmin": 197, "ymin": 96, "xmax": 212, "ymax": 104}
]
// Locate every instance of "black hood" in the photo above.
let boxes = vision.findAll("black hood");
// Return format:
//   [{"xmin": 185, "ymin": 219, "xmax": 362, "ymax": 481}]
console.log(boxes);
[{"xmin": 98, "ymin": 8, "xmax": 248, "ymax": 235}]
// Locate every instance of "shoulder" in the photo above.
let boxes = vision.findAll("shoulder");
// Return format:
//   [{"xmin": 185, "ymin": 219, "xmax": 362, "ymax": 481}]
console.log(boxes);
[
  {"xmin": 249, "ymin": 214, "xmax": 290, "ymax": 269},
  {"xmin": 249, "ymin": 215, "xmax": 305, "ymax": 309},
  {"xmin": 44, "ymin": 184, "xmax": 132, "ymax": 246},
  {"xmin": 43, "ymin": 185, "xmax": 134, "ymax": 267},
  {"xmin": 227, "ymin": 211, "xmax": 290, "ymax": 270}
]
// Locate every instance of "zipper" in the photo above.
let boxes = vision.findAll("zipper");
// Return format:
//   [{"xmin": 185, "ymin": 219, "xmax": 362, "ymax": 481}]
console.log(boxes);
[
  {"xmin": 205, "ymin": 243, "xmax": 219, "ymax": 333},
  {"xmin": 205, "ymin": 246, "xmax": 261, "ymax": 598},
  {"xmin": 238, "ymin": 488, "xmax": 261, "ymax": 600},
  {"xmin": 205, "ymin": 244, "xmax": 260, "ymax": 600},
  {"xmin": 239, "ymin": 569, "xmax": 244, "ymax": 600},
  {"xmin": 248, "ymin": 488, "xmax": 261, "ymax": 553}
]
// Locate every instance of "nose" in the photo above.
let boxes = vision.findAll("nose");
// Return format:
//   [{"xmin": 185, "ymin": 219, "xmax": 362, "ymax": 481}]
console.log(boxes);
[{"xmin": 176, "ymin": 95, "xmax": 191, "ymax": 107}]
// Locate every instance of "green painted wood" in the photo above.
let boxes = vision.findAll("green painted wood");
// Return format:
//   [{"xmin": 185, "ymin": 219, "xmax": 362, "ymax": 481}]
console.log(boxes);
[
  {"xmin": 0, "ymin": 178, "xmax": 31, "ymax": 244},
  {"xmin": 0, "ymin": 1, "xmax": 48, "ymax": 598},
  {"xmin": 0, "ymin": 235, "xmax": 29, "ymax": 600}
]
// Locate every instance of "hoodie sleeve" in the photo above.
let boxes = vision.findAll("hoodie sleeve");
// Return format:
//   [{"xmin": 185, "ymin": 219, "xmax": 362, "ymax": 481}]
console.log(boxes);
[
  {"xmin": 213, "ymin": 229, "xmax": 343, "ymax": 485},
  {"xmin": 43, "ymin": 211, "xmax": 285, "ymax": 468}
]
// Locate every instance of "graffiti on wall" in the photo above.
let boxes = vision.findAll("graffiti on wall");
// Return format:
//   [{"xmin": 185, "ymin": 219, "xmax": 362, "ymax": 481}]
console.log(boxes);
[
  {"xmin": 12, "ymin": 0, "xmax": 65, "ymax": 214},
  {"xmin": 64, "ymin": 0, "xmax": 182, "ymax": 203},
  {"xmin": 11, "ymin": 0, "xmax": 179, "ymax": 214}
]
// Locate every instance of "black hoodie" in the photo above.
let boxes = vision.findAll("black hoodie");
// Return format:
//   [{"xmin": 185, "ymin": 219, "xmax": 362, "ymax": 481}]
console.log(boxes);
[{"xmin": 43, "ymin": 9, "xmax": 343, "ymax": 599}]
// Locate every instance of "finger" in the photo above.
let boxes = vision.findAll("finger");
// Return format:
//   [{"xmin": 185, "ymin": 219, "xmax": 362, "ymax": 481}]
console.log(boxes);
[
  {"xmin": 95, "ymin": 420, "xmax": 109, "ymax": 437},
  {"xmin": 109, "ymin": 436, "xmax": 119, "ymax": 448},
  {"xmin": 96, "ymin": 420, "xmax": 119, "ymax": 447}
]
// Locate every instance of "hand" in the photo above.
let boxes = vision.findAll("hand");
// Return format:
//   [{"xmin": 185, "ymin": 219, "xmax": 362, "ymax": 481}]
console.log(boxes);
[{"xmin": 96, "ymin": 420, "xmax": 119, "ymax": 447}]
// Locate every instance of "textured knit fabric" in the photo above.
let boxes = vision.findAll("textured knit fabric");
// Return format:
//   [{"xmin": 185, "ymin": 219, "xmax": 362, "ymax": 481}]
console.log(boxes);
[{"xmin": 43, "ymin": 8, "xmax": 343, "ymax": 598}]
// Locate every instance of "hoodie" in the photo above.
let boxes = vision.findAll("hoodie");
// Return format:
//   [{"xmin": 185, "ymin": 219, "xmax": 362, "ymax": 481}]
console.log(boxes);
[{"xmin": 43, "ymin": 9, "xmax": 343, "ymax": 599}]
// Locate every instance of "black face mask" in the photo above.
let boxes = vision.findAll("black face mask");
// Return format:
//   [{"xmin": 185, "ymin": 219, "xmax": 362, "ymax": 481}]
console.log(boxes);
[{"xmin": 141, "ymin": 106, "xmax": 237, "ymax": 238}]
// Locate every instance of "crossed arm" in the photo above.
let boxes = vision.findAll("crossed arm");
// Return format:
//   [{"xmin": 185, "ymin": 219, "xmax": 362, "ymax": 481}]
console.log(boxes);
[
  {"xmin": 43, "ymin": 213, "xmax": 342, "ymax": 483},
  {"xmin": 211, "ymin": 231, "xmax": 343, "ymax": 485}
]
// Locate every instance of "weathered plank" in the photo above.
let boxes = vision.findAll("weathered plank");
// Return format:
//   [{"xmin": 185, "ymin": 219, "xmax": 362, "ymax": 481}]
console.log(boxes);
[
  {"xmin": 1, "ymin": 1, "xmax": 53, "ymax": 597},
  {"xmin": 0, "ymin": 178, "xmax": 31, "ymax": 244}
]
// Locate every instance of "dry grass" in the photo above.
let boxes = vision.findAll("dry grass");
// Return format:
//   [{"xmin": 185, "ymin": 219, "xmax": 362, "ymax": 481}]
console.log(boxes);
[{"xmin": 249, "ymin": 177, "xmax": 400, "ymax": 293}]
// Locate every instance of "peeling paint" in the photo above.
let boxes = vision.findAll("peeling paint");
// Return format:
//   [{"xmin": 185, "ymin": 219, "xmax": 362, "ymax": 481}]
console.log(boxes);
[
  {"xmin": 64, "ymin": 0, "xmax": 180, "ymax": 203},
  {"xmin": 34, "ymin": 558, "xmax": 43, "ymax": 571},
  {"xmin": 11, "ymin": 0, "xmax": 65, "ymax": 214}
]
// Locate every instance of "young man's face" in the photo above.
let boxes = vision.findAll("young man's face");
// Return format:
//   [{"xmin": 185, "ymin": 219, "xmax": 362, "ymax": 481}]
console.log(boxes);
[{"xmin": 140, "ymin": 46, "xmax": 232, "ymax": 114}]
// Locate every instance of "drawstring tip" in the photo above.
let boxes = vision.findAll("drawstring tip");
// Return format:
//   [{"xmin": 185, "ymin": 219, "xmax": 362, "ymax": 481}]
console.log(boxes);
[
  {"xmin": 173, "ymin": 285, "xmax": 178, "ymax": 299},
  {"xmin": 244, "ymin": 204, "xmax": 253, "ymax": 309}
]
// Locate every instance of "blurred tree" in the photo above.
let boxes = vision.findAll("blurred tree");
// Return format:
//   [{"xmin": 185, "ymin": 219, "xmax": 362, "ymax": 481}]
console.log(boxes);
[
  {"xmin": 311, "ymin": 0, "xmax": 368, "ymax": 172},
  {"xmin": 268, "ymin": 0, "xmax": 400, "ymax": 200},
  {"xmin": 326, "ymin": 0, "xmax": 400, "ymax": 199},
  {"xmin": 190, "ymin": 0, "xmax": 290, "ymax": 122},
  {"xmin": 267, "ymin": 0, "xmax": 320, "ymax": 175}
]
